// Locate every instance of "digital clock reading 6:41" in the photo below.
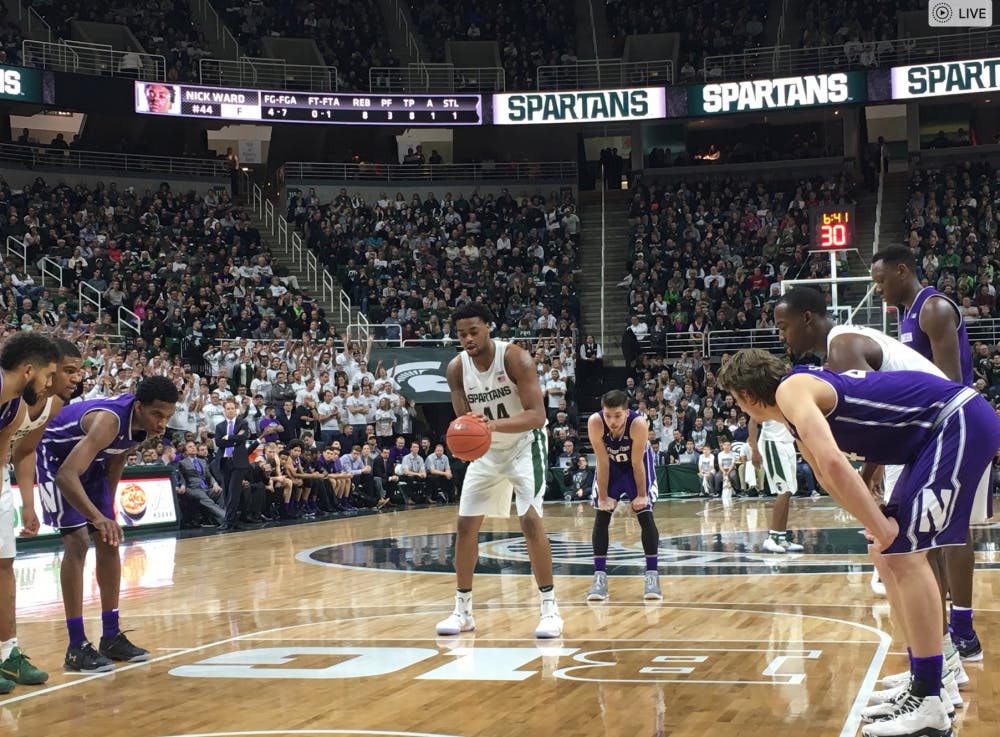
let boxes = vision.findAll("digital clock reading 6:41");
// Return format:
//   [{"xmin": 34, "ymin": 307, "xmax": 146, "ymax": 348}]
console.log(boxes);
[{"xmin": 809, "ymin": 205, "xmax": 856, "ymax": 251}]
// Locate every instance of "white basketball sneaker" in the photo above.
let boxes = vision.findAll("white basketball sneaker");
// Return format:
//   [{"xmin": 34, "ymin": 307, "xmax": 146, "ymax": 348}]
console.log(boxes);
[
  {"xmin": 780, "ymin": 536, "xmax": 804, "ymax": 552},
  {"xmin": 762, "ymin": 537, "xmax": 786, "ymax": 553},
  {"xmin": 944, "ymin": 642, "xmax": 969, "ymax": 688},
  {"xmin": 880, "ymin": 669, "xmax": 911, "ymax": 689},
  {"xmin": 941, "ymin": 668, "xmax": 963, "ymax": 709},
  {"xmin": 868, "ymin": 680, "xmax": 910, "ymax": 707},
  {"xmin": 534, "ymin": 598, "xmax": 563, "ymax": 639},
  {"xmin": 871, "ymin": 571, "xmax": 887, "ymax": 596},
  {"xmin": 436, "ymin": 593, "xmax": 475, "ymax": 636},
  {"xmin": 861, "ymin": 693, "xmax": 952, "ymax": 737},
  {"xmin": 862, "ymin": 682, "xmax": 911, "ymax": 722}
]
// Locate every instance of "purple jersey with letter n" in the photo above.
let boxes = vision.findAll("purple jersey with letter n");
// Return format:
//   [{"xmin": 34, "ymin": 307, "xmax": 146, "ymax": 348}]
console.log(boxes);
[
  {"xmin": 783, "ymin": 365, "xmax": 1000, "ymax": 553},
  {"xmin": 37, "ymin": 394, "xmax": 147, "ymax": 530},
  {"xmin": 592, "ymin": 409, "xmax": 657, "ymax": 509},
  {"xmin": 899, "ymin": 287, "xmax": 974, "ymax": 387}
]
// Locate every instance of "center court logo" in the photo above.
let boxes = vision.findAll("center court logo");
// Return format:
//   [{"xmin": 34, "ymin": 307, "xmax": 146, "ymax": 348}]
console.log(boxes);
[{"xmin": 929, "ymin": 0, "xmax": 992, "ymax": 27}]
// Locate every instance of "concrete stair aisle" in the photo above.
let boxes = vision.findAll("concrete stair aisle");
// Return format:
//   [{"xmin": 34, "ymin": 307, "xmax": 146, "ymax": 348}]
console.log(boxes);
[
  {"xmin": 246, "ymin": 212, "xmax": 363, "ymax": 334},
  {"xmin": 834, "ymin": 172, "xmax": 911, "ymax": 328},
  {"xmin": 875, "ymin": 172, "xmax": 911, "ymax": 250},
  {"xmin": 578, "ymin": 189, "xmax": 633, "ymax": 364}
]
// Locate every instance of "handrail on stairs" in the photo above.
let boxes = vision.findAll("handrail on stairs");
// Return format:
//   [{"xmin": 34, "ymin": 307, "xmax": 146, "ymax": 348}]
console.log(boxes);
[{"xmin": 242, "ymin": 170, "xmax": 352, "ymax": 327}]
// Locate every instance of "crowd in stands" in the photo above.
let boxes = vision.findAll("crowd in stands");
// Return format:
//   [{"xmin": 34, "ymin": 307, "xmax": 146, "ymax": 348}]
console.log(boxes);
[
  {"xmin": 0, "ymin": 2, "xmax": 22, "ymax": 65},
  {"xmin": 616, "ymin": 173, "xmax": 856, "ymax": 361},
  {"xmin": 0, "ymin": 172, "xmax": 588, "ymax": 527},
  {"xmin": 902, "ymin": 160, "xmax": 1000, "ymax": 325},
  {"xmin": 0, "ymin": 316, "xmax": 582, "ymax": 526},
  {"xmin": 0, "ymin": 176, "xmax": 322, "ymax": 355},
  {"xmin": 286, "ymin": 186, "xmax": 584, "ymax": 347},
  {"xmin": 797, "ymin": 0, "xmax": 923, "ymax": 69},
  {"xmin": 29, "ymin": 0, "xmax": 212, "ymax": 81},
  {"xmin": 212, "ymin": 0, "xmax": 397, "ymax": 90},
  {"xmin": 605, "ymin": 0, "xmax": 768, "ymax": 81},
  {"xmin": 410, "ymin": 0, "xmax": 576, "ymax": 90}
]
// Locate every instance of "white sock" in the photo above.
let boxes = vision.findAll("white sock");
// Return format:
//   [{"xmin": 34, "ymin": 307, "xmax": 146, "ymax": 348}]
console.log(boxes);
[
  {"xmin": 539, "ymin": 588, "xmax": 556, "ymax": 604},
  {"xmin": 456, "ymin": 590, "xmax": 472, "ymax": 613},
  {"xmin": 1, "ymin": 637, "xmax": 18, "ymax": 661}
]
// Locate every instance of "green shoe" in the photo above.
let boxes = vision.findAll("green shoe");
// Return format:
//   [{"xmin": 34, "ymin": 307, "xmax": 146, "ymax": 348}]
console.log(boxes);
[
  {"xmin": 0, "ymin": 674, "xmax": 13, "ymax": 694},
  {"xmin": 0, "ymin": 647, "xmax": 49, "ymax": 685}
]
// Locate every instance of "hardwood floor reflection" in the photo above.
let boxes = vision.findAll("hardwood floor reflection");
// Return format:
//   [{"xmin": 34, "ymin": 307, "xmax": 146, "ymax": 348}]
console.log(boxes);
[{"xmin": 5, "ymin": 497, "xmax": 999, "ymax": 737}]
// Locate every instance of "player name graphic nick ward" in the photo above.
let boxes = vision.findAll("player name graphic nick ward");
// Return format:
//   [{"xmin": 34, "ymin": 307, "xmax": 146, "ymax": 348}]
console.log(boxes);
[
  {"xmin": 467, "ymin": 385, "xmax": 513, "ymax": 405},
  {"xmin": 181, "ymin": 87, "xmax": 261, "ymax": 116}
]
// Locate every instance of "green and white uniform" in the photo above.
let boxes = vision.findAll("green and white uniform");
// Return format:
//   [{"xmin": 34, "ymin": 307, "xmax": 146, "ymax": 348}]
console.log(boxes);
[
  {"xmin": 758, "ymin": 419, "xmax": 797, "ymax": 495},
  {"xmin": 459, "ymin": 340, "xmax": 547, "ymax": 518}
]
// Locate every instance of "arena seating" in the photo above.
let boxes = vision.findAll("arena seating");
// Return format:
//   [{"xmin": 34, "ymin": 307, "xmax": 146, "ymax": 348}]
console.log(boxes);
[
  {"xmin": 30, "ymin": 0, "xmax": 212, "ymax": 80},
  {"xmin": 903, "ymin": 160, "xmax": 1000, "ymax": 324},
  {"xmin": 606, "ymin": 0, "xmax": 768, "ymax": 79},
  {"xmin": 210, "ymin": 0, "xmax": 397, "ymax": 90},
  {"xmin": 797, "ymin": 0, "xmax": 920, "ymax": 54},
  {"xmin": 618, "ymin": 173, "xmax": 856, "ymax": 357},
  {"xmin": 0, "ymin": 176, "xmax": 321, "ymax": 357},
  {"xmin": 287, "ymin": 188, "xmax": 583, "ymax": 343},
  {"xmin": 409, "ymin": 0, "xmax": 576, "ymax": 90}
]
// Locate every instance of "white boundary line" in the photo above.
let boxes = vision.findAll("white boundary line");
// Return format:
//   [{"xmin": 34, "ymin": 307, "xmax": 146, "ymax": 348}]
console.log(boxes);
[
  {"xmin": 9, "ymin": 605, "xmax": 890, "ymax": 737},
  {"xmin": 156, "ymin": 732, "xmax": 468, "ymax": 737}
]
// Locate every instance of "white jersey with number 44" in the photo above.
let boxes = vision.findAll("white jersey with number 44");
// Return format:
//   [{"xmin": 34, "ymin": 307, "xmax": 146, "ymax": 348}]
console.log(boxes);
[{"xmin": 461, "ymin": 340, "xmax": 534, "ymax": 452}]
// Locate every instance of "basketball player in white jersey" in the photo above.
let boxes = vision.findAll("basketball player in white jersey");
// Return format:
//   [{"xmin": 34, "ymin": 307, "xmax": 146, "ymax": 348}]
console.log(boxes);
[
  {"xmin": 748, "ymin": 417, "xmax": 803, "ymax": 553},
  {"xmin": 436, "ymin": 304, "xmax": 562, "ymax": 639},
  {"xmin": 775, "ymin": 287, "xmax": 968, "ymax": 715},
  {"xmin": 0, "ymin": 337, "xmax": 81, "ymax": 688}
]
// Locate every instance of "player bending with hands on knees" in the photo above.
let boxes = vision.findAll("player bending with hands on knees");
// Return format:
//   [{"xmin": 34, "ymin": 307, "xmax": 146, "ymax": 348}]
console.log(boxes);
[
  {"xmin": 35, "ymin": 375, "xmax": 178, "ymax": 673},
  {"xmin": 773, "ymin": 286, "xmax": 972, "ymax": 705},
  {"xmin": 718, "ymin": 348, "xmax": 1000, "ymax": 737},
  {"xmin": 873, "ymin": 245, "xmax": 988, "ymax": 662},
  {"xmin": 436, "ymin": 303, "xmax": 562, "ymax": 639},
  {"xmin": 586, "ymin": 390, "xmax": 661, "ymax": 602},
  {"xmin": 0, "ymin": 333, "xmax": 61, "ymax": 692}
]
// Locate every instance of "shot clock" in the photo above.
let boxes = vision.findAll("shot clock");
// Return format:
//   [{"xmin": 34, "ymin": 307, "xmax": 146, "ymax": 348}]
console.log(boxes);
[{"xmin": 809, "ymin": 205, "xmax": 856, "ymax": 250}]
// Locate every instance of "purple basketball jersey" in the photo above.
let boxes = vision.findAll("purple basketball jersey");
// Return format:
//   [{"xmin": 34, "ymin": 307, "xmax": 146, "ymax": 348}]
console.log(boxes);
[
  {"xmin": 782, "ymin": 365, "xmax": 976, "ymax": 464},
  {"xmin": 37, "ymin": 394, "xmax": 148, "ymax": 530},
  {"xmin": 899, "ymin": 287, "xmax": 974, "ymax": 387},
  {"xmin": 592, "ymin": 409, "xmax": 657, "ymax": 506},
  {"xmin": 42, "ymin": 394, "xmax": 147, "ymax": 467},
  {"xmin": 783, "ymin": 364, "xmax": 1000, "ymax": 553}
]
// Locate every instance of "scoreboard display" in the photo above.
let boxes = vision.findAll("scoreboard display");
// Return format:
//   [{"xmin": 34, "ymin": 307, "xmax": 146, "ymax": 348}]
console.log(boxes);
[
  {"xmin": 809, "ymin": 205, "xmax": 856, "ymax": 251},
  {"xmin": 135, "ymin": 82, "xmax": 483, "ymax": 126}
]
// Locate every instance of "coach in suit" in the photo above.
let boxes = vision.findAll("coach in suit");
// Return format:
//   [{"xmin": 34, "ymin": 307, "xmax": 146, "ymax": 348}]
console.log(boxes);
[
  {"xmin": 215, "ymin": 398, "xmax": 255, "ymax": 530},
  {"xmin": 177, "ymin": 440, "xmax": 226, "ymax": 526}
]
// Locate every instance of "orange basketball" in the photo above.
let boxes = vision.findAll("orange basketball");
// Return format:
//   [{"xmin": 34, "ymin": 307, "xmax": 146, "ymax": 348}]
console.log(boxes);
[{"xmin": 447, "ymin": 415, "xmax": 492, "ymax": 461}]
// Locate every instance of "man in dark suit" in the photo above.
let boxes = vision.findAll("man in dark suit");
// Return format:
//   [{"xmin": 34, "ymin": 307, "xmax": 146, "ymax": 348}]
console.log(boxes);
[
  {"xmin": 370, "ymin": 445, "xmax": 398, "ymax": 508},
  {"xmin": 176, "ymin": 441, "xmax": 226, "ymax": 526},
  {"xmin": 214, "ymin": 399, "xmax": 257, "ymax": 530}
]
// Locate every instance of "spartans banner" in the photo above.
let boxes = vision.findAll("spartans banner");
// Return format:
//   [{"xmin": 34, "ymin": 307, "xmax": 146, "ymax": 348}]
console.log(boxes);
[
  {"xmin": 689, "ymin": 71, "xmax": 866, "ymax": 115},
  {"xmin": 372, "ymin": 347, "xmax": 458, "ymax": 403}
]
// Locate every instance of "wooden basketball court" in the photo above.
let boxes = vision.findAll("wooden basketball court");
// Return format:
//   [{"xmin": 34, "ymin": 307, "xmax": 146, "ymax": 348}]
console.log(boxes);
[{"xmin": 5, "ymin": 498, "xmax": 999, "ymax": 737}]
